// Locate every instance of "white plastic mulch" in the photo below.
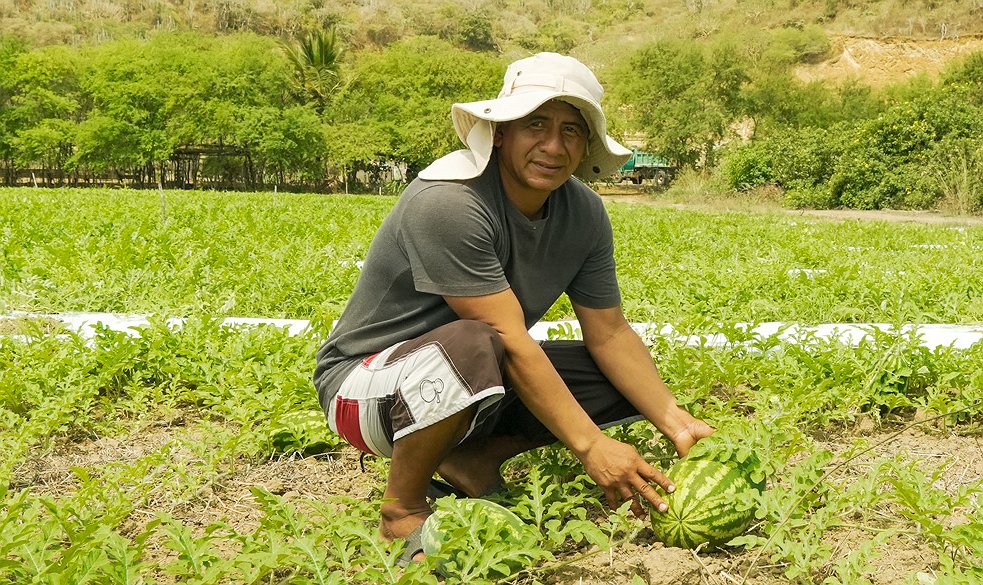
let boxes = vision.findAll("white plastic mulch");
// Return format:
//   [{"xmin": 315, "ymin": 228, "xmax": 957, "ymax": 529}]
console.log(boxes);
[{"xmin": 2, "ymin": 311, "xmax": 983, "ymax": 351}]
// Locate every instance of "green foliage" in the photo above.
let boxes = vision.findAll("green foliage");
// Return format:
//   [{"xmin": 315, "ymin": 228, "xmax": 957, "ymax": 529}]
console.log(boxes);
[
  {"xmin": 281, "ymin": 27, "xmax": 343, "ymax": 113},
  {"xmin": 924, "ymin": 136, "xmax": 983, "ymax": 213},
  {"xmin": 830, "ymin": 87, "xmax": 983, "ymax": 209},
  {"xmin": 723, "ymin": 124, "xmax": 844, "ymax": 206},
  {"xmin": 234, "ymin": 105, "xmax": 328, "ymax": 185},
  {"xmin": 269, "ymin": 409, "xmax": 341, "ymax": 456},
  {"xmin": 609, "ymin": 39, "xmax": 747, "ymax": 168},
  {"xmin": 10, "ymin": 117, "xmax": 75, "ymax": 175},
  {"xmin": 0, "ymin": 32, "xmax": 337, "ymax": 188},
  {"xmin": 3, "ymin": 191, "xmax": 983, "ymax": 581},
  {"xmin": 423, "ymin": 498, "xmax": 551, "ymax": 582},
  {"xmin": 0, "ymin": 7, "xmax": 980, "ymax": 205},
  {"xmin": 426, "ymin": 8, "xmax": 497, "ymax": 52},
  {"xmin": 721, "ymin": 141, "xmax": 773, "ymax": 191},
  {"xmin": 70, "ymin": 115, "xmax": 143, "ymax": 175},
  {"xmin": 331, "ymin": 37, "xmax": 503, "ymax": 175},
  {"xmin": 0, "ymin": 188, "xmax": 386, "ymax": 319},
  {"xmin": 743, "ymin": 74, "xmax": 883, "ymax": 133}
]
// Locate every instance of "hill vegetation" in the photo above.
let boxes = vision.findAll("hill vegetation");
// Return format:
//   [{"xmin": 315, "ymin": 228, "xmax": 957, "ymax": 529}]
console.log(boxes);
[
  {"xmin": 3, "ymin": 1, "xmax": 982, "ymax": 53},
  {"xmin": 1, "ymin": 0, "xmax": 982, "ymax": 210}
]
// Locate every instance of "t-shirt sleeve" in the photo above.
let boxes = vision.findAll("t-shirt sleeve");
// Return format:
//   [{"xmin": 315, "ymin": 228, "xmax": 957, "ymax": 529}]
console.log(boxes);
[
  {"xmin": 565, "ymin": 202, "xmax": 622, "ymax": 309},
  {"xmin": 399, "ymin": 184, "xmax": 510, "ymax": 297}
]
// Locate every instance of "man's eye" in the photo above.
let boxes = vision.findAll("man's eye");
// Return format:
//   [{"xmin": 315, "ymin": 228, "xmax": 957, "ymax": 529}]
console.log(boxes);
[{"xmin": 563, "ymin": 125, "xmax": 586, "ymax": 137}]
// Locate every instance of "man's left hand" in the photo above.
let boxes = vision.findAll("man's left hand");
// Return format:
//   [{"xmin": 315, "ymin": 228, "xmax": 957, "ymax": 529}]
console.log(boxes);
[{"xmin": 661, "ymin": 408, "xmax": 715, "ymax": 457}]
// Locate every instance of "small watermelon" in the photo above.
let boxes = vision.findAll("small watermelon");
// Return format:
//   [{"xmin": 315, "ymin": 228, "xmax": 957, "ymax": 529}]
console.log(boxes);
[
  {"xmin": 420, "ymin": 498, "xmax": 541, "ymax": 578},
  {"xmin": 421, "ymin": 498, "xmax": 527, "ymax": 556},
  {"xmin": 650, "ymin": 456, "xmax": 765, "ymax": 549}
]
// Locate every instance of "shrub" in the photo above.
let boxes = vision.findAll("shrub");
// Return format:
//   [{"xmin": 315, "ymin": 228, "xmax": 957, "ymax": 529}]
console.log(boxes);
[
  {"xmin": 722, "ymin": 125, "xmax": 841, "ymax": 195},
  {"xmin": 928, "ymin": 136, "xmax": 983, "ymax": 213},
  {"xmin": 722, "ymin": 142, "xmax": 772, "ymax": 191},
  {"xmin": 827, "ymin": 86, "xmax": 983, "ymax": 209},
  {"xmin": 784, "ymin": 184, "xmax": 838, "ymax": 209},
  {"xmin": 942, "ymin": 50, "xmax": 983, "ymax": 103},
  {"xmin": 768, "ymin": 125, "xmax": 841, "ymax": 189}
]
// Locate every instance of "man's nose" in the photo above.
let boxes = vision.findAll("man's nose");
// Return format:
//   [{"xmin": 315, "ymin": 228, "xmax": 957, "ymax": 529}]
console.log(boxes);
[{"xmin": 537, "ymin": 127, "xmax": 565, "ymax": 154}]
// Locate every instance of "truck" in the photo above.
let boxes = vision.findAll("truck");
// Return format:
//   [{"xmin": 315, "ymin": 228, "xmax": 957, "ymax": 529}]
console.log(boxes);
[{"xmin": 616, "ymin": 149, "xmax": 675, "ymax": 187}]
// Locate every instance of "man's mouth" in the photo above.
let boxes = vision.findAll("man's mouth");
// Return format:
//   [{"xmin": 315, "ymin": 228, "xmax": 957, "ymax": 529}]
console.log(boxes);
[{"xmin": 532, "ymin": 161, "xmax": 565, "ymax": 174}]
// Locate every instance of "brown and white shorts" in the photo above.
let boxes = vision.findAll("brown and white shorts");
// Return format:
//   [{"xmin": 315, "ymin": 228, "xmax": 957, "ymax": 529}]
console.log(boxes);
[{"xmin": 321, "ymin": 319, "xmax": 643, "ymax": 458}]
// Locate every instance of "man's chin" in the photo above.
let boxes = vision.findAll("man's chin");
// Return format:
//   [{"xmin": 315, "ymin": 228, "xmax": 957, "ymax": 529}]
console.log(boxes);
[{"xmin": 528, "ymin": 173, "xmax": 572, "ymax": 193}]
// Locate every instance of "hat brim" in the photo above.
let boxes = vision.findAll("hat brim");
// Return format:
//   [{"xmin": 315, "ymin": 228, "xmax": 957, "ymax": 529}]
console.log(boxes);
[{"xmin": 434, "ymin": 89, "xmax": 631, "ymax": 182}]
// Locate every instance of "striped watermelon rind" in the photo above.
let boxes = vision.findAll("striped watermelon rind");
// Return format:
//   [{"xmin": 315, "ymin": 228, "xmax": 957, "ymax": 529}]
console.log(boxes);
[
  {"xmin": 650, "ymin": 456, "xmax": 765, "ymax": 549},
  {"xmin": 421, "ymin": 498, "xmax": 528, "ymax": 556}
]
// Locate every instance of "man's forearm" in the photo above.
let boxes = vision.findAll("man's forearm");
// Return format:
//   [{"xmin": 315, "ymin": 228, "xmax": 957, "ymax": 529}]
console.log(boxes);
[
  {"xmin": 501, "ymin": 335, "xmax": 605, "ymax": 457},
  {"xmin": 585, "ymin": 324, "xmax": 692, "ymax": 435}
]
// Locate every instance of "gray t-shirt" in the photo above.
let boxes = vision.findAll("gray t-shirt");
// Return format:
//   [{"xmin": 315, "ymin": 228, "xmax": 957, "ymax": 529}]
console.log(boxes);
[{"xmin": 314, "ymin": 156, "xmax": 621, "ymax": 398}]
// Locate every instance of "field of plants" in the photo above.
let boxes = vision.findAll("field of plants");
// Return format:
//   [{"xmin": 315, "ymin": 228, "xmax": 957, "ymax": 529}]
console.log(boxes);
[{"xmin": 2, "ymin": 186, "xmax": 982, "ymax": 584}]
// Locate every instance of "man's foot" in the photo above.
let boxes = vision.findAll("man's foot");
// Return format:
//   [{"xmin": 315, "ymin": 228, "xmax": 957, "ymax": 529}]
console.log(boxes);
[
  {"xmin": 394, "ymin": 523, "xmax": 426, "ymax": 567},
  {"xmin": 380, "ymin": 503, "xmax": 431, "ymax": 564}
]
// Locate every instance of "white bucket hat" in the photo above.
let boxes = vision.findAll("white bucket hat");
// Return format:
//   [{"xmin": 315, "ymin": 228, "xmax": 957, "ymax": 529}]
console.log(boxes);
[{"xmin": 419, "ymin": 52, "xmax": 632, "ymax": 182}]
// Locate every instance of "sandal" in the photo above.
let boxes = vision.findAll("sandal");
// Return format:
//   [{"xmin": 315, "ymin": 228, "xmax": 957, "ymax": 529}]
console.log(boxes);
[
  {"xmin": 427, "ymin": 478, "xmax": 467, "ymax": 500},
  {"xmin": 395, "ymin": 523, "xmax": 425, "ymax": 567},
  {"xmin": 427, "ymin": 477, "xmax": 511, "ymax": 503}
]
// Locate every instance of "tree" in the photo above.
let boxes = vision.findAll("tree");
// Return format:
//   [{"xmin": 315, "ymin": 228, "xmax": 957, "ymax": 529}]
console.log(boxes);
[
  {"xmin": 608, "ymin": 40, "xmax": 748, "ymax": 168},
  {"xmin": 234, "ymin": 105, "xmax": 328, "ymax": 187},
  {"xmin": 324, "ymin": 121, "xmax": 393, "ymax": 192},
  {"xmin": 69, "ymin": 116, "xmax": 143, "ymax": 181},
  {"xmin": 281, "ymin": 27, "xmax": 342, "ymax": 114},
  {"xmin": 4, "ymin": 44, "xmax": 83, "ymax": 184},
  {"xmin": 330, "ymin": 37, "xmax": 503, "ymax": 179},
  {"xmin": 0, "ymin": 35, "xmax": 28, "ymax": 184},
  {"xmin": 11, "ymin": 118, "xmax": 75, "ymax": 185},
  {"xmin": 82, "ymin": 33, "xmax": 292, "ymax": 186}
]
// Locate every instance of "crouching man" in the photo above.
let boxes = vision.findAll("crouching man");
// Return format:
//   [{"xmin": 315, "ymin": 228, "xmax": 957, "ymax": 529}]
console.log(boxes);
[{"xmin": 314, "ymin": 52, "xmax": 714, "ymax": 564}]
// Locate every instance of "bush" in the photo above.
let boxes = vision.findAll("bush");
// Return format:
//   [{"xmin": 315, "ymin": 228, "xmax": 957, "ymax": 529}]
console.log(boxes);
[
  {"xmin": 722, "ymin": 125, "xmax": 840, "ymax": 195},
  {"xmin": 768, "ymin": 126, "xmax": 841, "ymax": 189},
  {"xmin": 829, "ymin": 155, "xmax": 887, "ymax": 210},
  {"xmin": 722, "ymin": 143, "xmax": 772, "ymax": 191},
  {"xmin": 942, "ymin": 50, "xmax": 983, "ymax": 103},
  {"xmin": 927, "ymin": 136, "xmax": 983, "ymax": 213},
  {"xmin": 827, "ymin": 86, "xmax": 983, "ymax": 210},
  {"xmin": 784, "ymin": 184, "xmax": 838, "ymax": 209}
]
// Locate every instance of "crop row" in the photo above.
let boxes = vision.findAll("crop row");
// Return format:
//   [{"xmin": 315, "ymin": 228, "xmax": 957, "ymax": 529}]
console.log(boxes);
[
  {"xmin": 1, "ymin": 310, "xmax": 981, "ymax": 582},
  {"xmin": 2, "ymin": 188, "xmax": 982, "ymax": 324}
]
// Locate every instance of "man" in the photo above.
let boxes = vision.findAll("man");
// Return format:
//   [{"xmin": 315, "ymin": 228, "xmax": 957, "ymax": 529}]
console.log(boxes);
[{"xmin": 314, "ymin": 52, "xmax": 713, "ymax": 564}]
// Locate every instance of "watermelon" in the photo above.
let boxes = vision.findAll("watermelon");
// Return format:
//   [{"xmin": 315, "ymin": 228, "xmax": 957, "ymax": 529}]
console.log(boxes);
[
  {"xmin": 421, "ymin": 498, "xmax": 526, "ymax": 556},
  {"xmin": 650, "ymin": 456, "xmax": 766, "ymax": 549},
  {"xmin": 420, "ymin": 498, "xmax": 540, "ymax": 577}
]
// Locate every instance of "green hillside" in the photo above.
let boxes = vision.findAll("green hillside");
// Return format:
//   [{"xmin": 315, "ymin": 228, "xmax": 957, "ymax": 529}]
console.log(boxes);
[
  {"xmin": 3, "ymin": 0, "xmax": 981, "ymax": 55},
  {"xmin": 2, "ymin": 1, "xmax": 982, "ymax": 211}
]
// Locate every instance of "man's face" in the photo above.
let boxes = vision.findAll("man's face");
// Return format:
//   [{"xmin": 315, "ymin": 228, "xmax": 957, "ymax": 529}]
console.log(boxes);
[{"xmin": 494, "ymin": 100, "xmax": 589, "ymax": 201}]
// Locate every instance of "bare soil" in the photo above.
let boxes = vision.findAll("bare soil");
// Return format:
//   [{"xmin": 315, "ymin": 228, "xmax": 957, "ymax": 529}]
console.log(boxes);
[
  {"xmin": 15, "ymin": 421, "xmax": 981, "ymax": 584},
  {"xmin": 795, "ymin": 35, "xmax": 983, "ymax": 87}
]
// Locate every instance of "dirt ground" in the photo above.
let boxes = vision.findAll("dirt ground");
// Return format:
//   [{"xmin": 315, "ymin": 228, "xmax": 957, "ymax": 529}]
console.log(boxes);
[
  {"xmin": 794, "ymin": 35, "xmax": 983, "ymax": 87},
  {"xmin": 14, "ymin": 420, "xmax": 982, "ymax": 584}
]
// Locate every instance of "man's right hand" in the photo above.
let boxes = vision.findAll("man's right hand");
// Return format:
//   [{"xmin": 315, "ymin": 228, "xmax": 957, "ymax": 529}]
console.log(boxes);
[{"xmin": 578, "ymin": 434, "xmax": 675, "ymax": 518}]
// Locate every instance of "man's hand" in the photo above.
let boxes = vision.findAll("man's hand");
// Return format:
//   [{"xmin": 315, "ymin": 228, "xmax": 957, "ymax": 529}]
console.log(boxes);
[
  {"xmin": 659, "ymin": 406, "xmax": 715, "ymax": 457},
  {"xmin": 578, "ymin": 434, "xmax": 674, "ymax": 518}
]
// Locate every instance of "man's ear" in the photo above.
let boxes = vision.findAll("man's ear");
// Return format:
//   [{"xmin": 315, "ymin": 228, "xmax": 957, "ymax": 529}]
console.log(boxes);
[{"xmin": 493, "ymin": 122, "xmax": 506, "ymax": 147}]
